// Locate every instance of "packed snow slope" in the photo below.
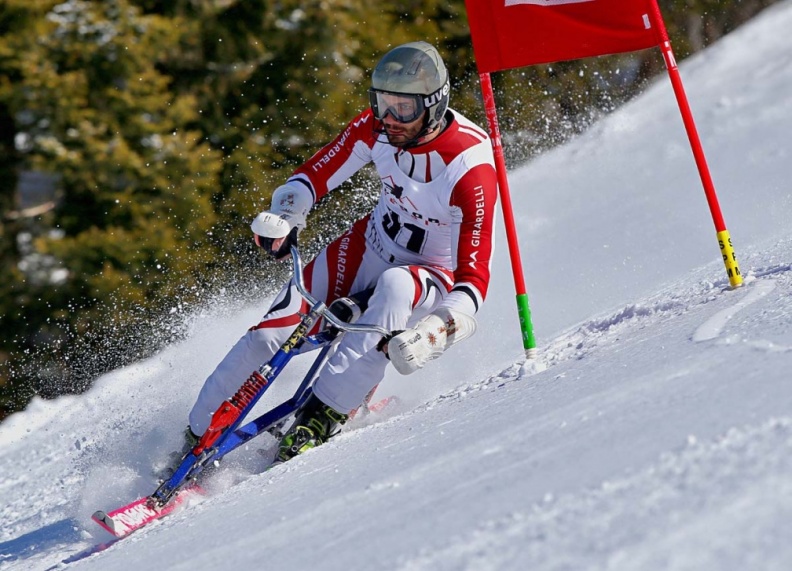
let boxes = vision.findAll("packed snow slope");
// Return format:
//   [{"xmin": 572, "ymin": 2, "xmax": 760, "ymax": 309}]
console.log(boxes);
[{"xmin": 3, "ymin": 3, "xmax": 792, "ymax": 570}]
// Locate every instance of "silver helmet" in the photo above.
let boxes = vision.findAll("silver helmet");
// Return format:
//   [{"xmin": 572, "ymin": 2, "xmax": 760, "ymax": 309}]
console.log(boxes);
[{"xmin": 369, "ymin": 41, "xmax": 450, "ymax": 131}]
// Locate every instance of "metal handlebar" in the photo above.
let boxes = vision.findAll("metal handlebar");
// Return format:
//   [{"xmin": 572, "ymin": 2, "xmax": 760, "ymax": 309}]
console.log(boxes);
[{"xmin": 289, "ymin": 245, "xmax": 390, "ymax": 337}]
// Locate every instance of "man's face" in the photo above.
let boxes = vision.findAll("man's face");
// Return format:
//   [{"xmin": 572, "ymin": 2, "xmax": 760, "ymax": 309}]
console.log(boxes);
[{"xmin": 382, "ymin": 111, "xmax": 425, "ymax": 147}]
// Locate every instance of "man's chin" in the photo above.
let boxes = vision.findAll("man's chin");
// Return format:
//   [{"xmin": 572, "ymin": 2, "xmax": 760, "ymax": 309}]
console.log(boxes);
[{"xmin": 386, "ymin": 133, "xmax": 410, "ymax": 146}]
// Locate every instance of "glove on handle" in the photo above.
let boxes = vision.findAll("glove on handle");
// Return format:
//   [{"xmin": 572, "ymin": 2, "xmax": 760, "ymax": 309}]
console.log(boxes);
[
  {"xmin": 386, "ymin": 308, "xmax": 477, "ymax": 375},
  {"xmin": 251, "ymin": 181, "xmax": 312, "ymax": 259}
]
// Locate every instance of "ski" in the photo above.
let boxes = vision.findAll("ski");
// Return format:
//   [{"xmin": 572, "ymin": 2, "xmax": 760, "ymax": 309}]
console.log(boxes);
[
  {"xmin": 349, "ymin": 395, "xmax": 399, "ymax": 420},
  {"xmin": 91, "ymin": 484, "xmax": 204, "ymax": 538},
  {"xmin": 88, "ymin": 392, "xmax": 306, "ymax": 539},
  {"xmin": 368, "ymin": 395, "xmax": 398, "ymax": 413}
]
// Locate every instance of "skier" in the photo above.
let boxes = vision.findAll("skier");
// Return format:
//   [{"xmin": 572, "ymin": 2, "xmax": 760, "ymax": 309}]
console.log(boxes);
[{"xmin": 185, "ymin": 41, "xmax": 498, "ymax": 463}]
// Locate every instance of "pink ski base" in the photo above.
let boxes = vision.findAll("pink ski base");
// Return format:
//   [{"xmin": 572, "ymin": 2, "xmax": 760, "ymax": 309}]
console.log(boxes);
[
  {"xmin": 92, "ymin": 485, "xmax": 204, "ymax": 538},
  {"xmin": 368, "ymin": 396, "xmax": 398, "ymax": 413}
]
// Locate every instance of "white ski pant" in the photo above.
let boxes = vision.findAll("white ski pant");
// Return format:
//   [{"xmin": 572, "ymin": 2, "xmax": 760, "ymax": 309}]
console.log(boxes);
[{"xmin": 188, "ymin": 218, "xmax": 452, "ymax": 435}]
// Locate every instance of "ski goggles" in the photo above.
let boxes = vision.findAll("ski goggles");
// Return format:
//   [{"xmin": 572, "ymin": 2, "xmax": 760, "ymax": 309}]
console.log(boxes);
[{"xmin": 368, "ymin": 89, "xmax": 426, "ymax": 124}]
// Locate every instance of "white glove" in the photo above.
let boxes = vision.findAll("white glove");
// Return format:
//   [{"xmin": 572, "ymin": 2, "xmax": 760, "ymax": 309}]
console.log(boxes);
[
  {"xmin": 250, "ymin": 211, "xmax": 291, "ymax": 240},
  {"xmin": 269, "ymin": 182, "xmax": 312, "ymax": 232},
  {"xmin": 387, "ymin": 308, "xmax": 477, "ymax": 375},
  {"xmin": 251, "ymin": 182, "xmax": 313, "ymax": 258},
  {"xmin": 251, "ymin": 181, "xmax": 312, "ymax": 236}
]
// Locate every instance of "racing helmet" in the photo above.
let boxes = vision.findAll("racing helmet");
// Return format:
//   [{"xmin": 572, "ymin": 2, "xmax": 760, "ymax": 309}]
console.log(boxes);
[{"xmin": 369, "ymin": 41, "xmax": 450, "ymax": 131}]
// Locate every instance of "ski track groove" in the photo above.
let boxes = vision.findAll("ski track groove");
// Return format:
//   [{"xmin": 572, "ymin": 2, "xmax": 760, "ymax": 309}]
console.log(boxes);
[{"xmin": 693, "ymin": 279, "xmax": 776, "ymax": 342}]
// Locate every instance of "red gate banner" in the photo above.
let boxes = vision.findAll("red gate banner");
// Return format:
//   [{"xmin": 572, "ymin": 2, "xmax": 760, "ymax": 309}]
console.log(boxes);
[{"xmin": 465, "ymin": 0, "xmax": 659, "ymax": 72}]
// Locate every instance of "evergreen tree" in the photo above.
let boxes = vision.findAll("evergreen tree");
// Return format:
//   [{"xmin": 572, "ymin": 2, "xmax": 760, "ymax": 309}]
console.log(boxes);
[{"xmin": 0, "ymin": 0, "xmax": 223, "ymax": 408}]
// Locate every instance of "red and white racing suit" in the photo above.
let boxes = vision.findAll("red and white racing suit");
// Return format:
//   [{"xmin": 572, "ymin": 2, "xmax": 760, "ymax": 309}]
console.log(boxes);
[{"xmin": 189, "ymin": 109, "xmax": 497, "ymax": 433}]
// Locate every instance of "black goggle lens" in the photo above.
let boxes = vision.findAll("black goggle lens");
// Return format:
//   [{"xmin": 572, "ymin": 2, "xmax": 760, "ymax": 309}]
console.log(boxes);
[{"xmin": 369, "ymin": 90, "xmax": 425, "ymax": 123}]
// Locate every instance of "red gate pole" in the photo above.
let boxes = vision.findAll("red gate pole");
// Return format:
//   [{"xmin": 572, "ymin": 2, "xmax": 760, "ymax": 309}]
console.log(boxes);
[
  {"xmin": 480, "ymin": 72, "xmax": 537, "ymax": 358},
  {"xmin": 649, "ymin": 0, "xmax": 742, "ymax": 288}
]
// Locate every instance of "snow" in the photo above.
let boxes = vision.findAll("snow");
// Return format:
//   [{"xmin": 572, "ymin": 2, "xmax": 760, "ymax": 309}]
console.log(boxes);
[{"xmin": 3, "ymin": 2, "xmax": 792, "ymax": 569}]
